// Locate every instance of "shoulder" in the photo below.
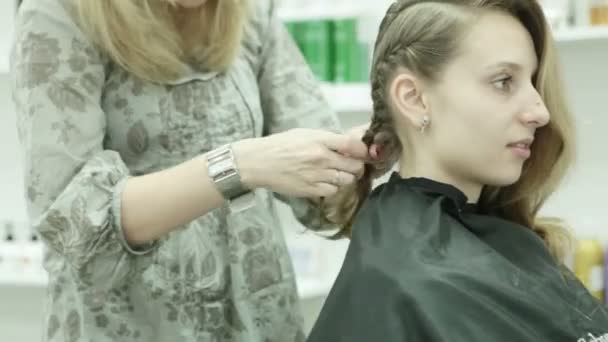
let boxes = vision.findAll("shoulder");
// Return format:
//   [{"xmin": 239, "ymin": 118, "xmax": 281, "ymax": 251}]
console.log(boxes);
[
  {"xmin": 248, "ymin": 0, "xmax": 278, "ymax": 27},
  {"xmin": 14, "ymin": 0, "xmax": 98, "ymax": 56},
  {"xmin": 13, "ymin": 0, "xmax": 104, "ymax": 65},
  {"xmin": 351, "ymin": 179, "xmax": 442, "ymax": 246},
  {"xmin": 17, "ymin": 0, "xmax": 79, "ymax": 30},
  {"xmin": 242, "ymin": 0, "xmax": 281, "ymax": 47}
]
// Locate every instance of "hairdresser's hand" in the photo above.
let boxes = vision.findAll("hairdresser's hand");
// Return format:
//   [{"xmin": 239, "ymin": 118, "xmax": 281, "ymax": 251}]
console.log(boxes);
[
  {"xmin": 344, "ymin": 123, "xmax": 373, "ymax": 179},
  {"xmin": 344, "ymin": 122, "xmax": 388, "ymax": 168},
  {"xmin": 349, "ymin": 122, "xmax": 398, "ymax": 177},
  {"xmin": 233, "ymin": 129, "xmax": 368, "ymax": 198}
]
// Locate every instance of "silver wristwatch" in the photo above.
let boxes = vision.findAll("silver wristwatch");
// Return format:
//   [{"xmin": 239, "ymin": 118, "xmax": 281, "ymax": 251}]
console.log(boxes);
[{"xmin": 206, "ymin": 144, "xmax": 255, "ymax": 213}]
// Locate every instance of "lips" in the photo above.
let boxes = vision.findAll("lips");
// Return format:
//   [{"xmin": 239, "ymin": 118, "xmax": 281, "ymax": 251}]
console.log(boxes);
[
  {"xmin": 507, "ymin": 138, "xmax": 534, "ymax": 159},
  {"xmin": 508, "ymin": 142, "xmax": 531, "ymax": 149},
  {"xmin": 507, "ymin": 138, "xmax": 534, "ymax": 149}
]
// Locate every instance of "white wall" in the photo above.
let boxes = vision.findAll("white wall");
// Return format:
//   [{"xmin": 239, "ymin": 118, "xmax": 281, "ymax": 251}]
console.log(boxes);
[
  {"xmin": 0, "ymin": 74, "xmax": 27, "ymax": 223},
  {"xmin": 539, "ymin": 40, "xmax": 608, "ymax": 240}
]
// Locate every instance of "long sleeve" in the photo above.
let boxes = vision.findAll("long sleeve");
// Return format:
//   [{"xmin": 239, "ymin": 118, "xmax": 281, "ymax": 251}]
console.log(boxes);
[
  {"xmin": 255, "ymin": 0, "xmax": 342, "ymax": 231},
  {"xmin": 11, "ymin": 1, "xmax": 156, "ymax": 289}
]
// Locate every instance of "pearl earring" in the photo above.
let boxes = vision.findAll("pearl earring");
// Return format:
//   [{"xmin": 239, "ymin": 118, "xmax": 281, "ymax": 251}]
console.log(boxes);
[{"xmin": 420, "ymin": 115, "xmax": 430, "ymax": 133}]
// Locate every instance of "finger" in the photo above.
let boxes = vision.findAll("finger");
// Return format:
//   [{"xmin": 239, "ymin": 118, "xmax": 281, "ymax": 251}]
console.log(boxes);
[
  {"xmin": 320, "ymin": 132, "xmax": 369, "ymax": 160},
  {"xmin": 315, "ymin": 169, "xmax": 356, "ymax": 187},
  {"xmin": 326, "ymin": 152, "xmax": 365, "ymax": 175},
  {"xmin": 334, "ymin": 170, "xmax": 356, "ymax": 186},
  {"xmin": 312, "ymin": 183, "xmax": 339, "ymax": 198},
  {"xmin": 355, "ymin": 164, "xmax": 365, "ymax": 180},
  {"xmin": 340, "ymin": 171, "xmax": 356, "ymax": 185},
  {"xmin": 347, "ymin": 123, "xmax": 370, "ymax": 140}
]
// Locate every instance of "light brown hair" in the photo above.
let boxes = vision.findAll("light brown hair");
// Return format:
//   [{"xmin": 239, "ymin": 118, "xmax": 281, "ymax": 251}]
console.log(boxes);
[
  {"xmin": 325, "ymin": 0, "xmax": 575, "ymax": 261},
  {"xmin": 72, "ymin": 0, "xmax": 250, "ymax": 83}
]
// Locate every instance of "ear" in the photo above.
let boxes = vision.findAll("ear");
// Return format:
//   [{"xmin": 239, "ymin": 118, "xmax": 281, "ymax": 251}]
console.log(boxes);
[{"xmin": 389, "ymin": 72, "xmax": 431, "ymax": 130}]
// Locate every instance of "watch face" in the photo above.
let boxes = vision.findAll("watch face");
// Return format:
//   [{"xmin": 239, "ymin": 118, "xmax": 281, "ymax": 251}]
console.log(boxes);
[
  {"xmin": 208, "ymin": 158, "xmax": 233, "ymax": 178},
  {"xmin": 207, "ymin": 146, "xmax": 236, "ymax": 179}
]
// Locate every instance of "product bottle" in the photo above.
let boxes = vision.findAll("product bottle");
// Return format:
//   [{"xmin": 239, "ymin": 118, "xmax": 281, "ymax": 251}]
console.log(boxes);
[
  {"xmin": 0, "ymin": 221, "xmax": 19, "ymax": 283},
  {"xmin": 572, "ymin": 0, "xmax": 591, "ymax": 27},
  {"xmin": 574, "ymin": 238, "xmax": 605, "ymax": 301},
  {"xmin": 605, "ymin": 247, "xmax": 608, "ymax": 305},
  {"xmin": 335, "ymin": 18, "xmax": 371, "ymax": 83},
  {"xmin": 590, "ymin": 0, "xmax": 608, "ymax": 25},
  {"xmin": 302, "ymin": 18, "xmax": 333, "ymax": 82},
  {"xmin": 279, "ymin": 1, "xmax": 334, "ymax": 82}
]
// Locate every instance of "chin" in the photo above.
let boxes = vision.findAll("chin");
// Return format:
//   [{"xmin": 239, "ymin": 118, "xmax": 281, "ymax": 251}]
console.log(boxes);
[{"xmin": 482, "ymin": 169, "xmax": 523, "ymax": 188}]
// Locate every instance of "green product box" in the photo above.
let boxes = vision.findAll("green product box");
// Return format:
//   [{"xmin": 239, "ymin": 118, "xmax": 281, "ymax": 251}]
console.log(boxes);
[
  {"xmin": 300, "ymin": 19, "xmax": 334, "ymax": 82},
  {"xmin": 332, "ymin": 18, "xmax": 368, "ymax": 83},
  {"xmin": 284, "ymin": 21, "xmax": 305, "ymax": 56}
]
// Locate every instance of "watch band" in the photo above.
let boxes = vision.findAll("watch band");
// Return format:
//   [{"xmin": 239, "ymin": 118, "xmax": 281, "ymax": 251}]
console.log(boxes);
[{"xmin": 206, "ymin": 144, "xmax": 254, "ymax": 212}]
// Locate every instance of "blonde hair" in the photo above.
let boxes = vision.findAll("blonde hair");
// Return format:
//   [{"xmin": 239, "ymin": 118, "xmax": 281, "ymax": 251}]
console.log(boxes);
[
  {"xmin": 326, "ymin": 0, "xmax": 575, "ymax": 262},
  {"xmin": 71, "ymin": 0, "xmax": 250, "ymax": 83}
]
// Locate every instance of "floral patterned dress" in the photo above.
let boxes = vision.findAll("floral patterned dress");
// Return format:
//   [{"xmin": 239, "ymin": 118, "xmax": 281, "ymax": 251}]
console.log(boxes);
[{"xmin": 11, "ymin": 0, "xmax": 340, "ymax": 341}]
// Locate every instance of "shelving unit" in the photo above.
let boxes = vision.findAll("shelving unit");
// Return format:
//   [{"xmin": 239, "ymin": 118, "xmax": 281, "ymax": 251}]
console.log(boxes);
[
  {"xmin": 554, "ymin": 26, "xmax": 608, "ymax": 42},
  {"xmin": 320, "ymin": 83, "xmax": 372, "ymax": 113},
  {"xmin": 278, "ymin": 4, "xmax": 365, "ymax": 22},
  {"xmin": 0, "ymin": 272, "xmax": 47, "ymax": 288},
  {"xmin": 0, "ymin": 56, "xmax": 7, "ymax": 74}
]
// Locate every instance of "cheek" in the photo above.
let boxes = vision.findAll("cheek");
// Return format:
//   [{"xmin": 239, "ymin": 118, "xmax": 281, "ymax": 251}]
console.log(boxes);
[
  {"xmin": 433, "ymin": 101, "xmax": 496, "ymax": 151},
  {"xmin": 432, "ymin": 108, "xmax": 522, "ymax": 181},
  {"xmin": 428, "ymin": 86, "xmax": 527, "ymax": 185}
]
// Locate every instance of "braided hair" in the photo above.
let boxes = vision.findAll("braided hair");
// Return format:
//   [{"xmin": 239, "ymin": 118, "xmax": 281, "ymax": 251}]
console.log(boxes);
[{"xmin": 325, "ymin": 0, "xmax": 468, "ymax": 237}]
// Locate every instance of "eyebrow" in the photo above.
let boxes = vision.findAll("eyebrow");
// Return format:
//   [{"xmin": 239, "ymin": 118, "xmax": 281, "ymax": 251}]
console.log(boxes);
[{"xmin": 486, "ymin": 61, "xmax": 539, "ymax": 75}]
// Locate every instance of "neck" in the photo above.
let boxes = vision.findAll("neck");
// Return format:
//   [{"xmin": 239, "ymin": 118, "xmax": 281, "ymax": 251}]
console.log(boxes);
[{"xmin": 398, "ymin": 160, "xmax": 482, "ymax": 204}]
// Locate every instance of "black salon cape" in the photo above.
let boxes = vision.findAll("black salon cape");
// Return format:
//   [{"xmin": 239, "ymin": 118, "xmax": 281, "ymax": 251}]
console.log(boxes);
[{"xmin": 307, "ymin": 174, "xmax": 608, "ymax": 341}]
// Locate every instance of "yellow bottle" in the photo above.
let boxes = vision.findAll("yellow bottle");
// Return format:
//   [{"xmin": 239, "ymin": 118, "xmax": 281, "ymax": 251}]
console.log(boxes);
[
  {"xmin": 591, "ymin": 0, "xmax": 608, "ymax": 25},
  {"xmin": 574, "ymin": 239, "xmax": 605, "ymax": 301}
]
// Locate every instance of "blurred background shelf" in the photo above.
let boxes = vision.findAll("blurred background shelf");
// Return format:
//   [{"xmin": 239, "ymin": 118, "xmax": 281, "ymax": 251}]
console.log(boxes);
[
  {"xmin": 0, "ymin": 57, "xmax": 7, "ymax": 74},
  {"xmin": 0, "ymin": 273, "xmax": 47, "ymax": 288},
  {"xmin": 554, "ymin": 26, "xmax": 608, "ymax": 42},
  {"xmin": 278, "ymin": 4, "xmax": 364, "ymax": 21},
  {"xmin": 320, "ymin": 83, "xmax": 371, "ymax": 113}
]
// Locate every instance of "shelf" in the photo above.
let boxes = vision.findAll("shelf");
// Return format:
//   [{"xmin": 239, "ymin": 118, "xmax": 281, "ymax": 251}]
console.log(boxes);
[
  {"xmin": 0, "ymin": 272, "xmax": 47, "ymax": 287},
  {"xmin": 554, "ymin": 26, "xmax": 608, "ymax": 42},
  {"xmin": 321, "ymin": 83, "xmax": 372, "ymax": 113},
  {"xmin": 278, "ymin": 4, "xmax": 365, "ymax": 22},
  {"xmin": 297, "ymin": 276, "xmax": 333, "ymax": 299}
]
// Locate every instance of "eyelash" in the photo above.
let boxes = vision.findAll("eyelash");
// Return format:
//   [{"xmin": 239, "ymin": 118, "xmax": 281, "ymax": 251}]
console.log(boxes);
[{"xmin": 493, "ymin": 75, "xmax": 513, "ymax": 92}]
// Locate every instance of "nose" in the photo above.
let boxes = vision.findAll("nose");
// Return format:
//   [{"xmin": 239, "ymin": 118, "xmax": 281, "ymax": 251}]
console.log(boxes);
[{"xmin": 521, "ymin": 90, "xmax": 550, "ymax": 128}]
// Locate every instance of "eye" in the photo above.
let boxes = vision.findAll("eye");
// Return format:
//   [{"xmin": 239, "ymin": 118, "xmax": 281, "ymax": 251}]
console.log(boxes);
[{"xmin": 492, "ymin": 75, "xmax": 513, "ymax": 92}]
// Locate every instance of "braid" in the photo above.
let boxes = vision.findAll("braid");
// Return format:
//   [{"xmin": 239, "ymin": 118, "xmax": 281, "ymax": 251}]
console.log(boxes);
[
  {"xmin": 320, "ymin": 0, "xmax": 431, "ymax": 238},
  {"xmin": 374, "ymin": 1, "xmax": 414, "ymax": 52},
  {"xmin": 318, "ymin": 1, "xmax": 415, "ymax": 236},
  {"xmin": 366, "ymin": 42, "xmax": 410, "ymax": 177}
]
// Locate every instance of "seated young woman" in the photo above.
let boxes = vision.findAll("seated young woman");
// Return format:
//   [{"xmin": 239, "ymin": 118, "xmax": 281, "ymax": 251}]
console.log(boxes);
[{"xmin": 308, "ymin": 0, "xmax": 608, "ymax": 340}]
